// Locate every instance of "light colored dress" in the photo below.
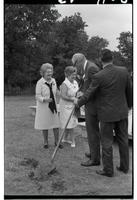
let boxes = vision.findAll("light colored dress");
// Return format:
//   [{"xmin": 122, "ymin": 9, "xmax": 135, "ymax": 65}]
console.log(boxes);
[
  {"xmin": 59, "ymin": 78, "xmax": 79, "ymax": 129},
  {"xmin": 34, "ymin": 77, "xmax": 59, "ymax": 130}
]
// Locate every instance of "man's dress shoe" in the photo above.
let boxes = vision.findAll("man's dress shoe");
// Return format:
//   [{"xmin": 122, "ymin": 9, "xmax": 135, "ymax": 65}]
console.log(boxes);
[
  {"xmin": 55, "ymin": 143, "xmax": 63, "ymax": 149},
  {"xmin": 96, "ymin": 169, "xmax": 114, "ymax": 177},
  {"xmin": 85, "ymin": 152, "xmax": 91, "ymax": 158},
  {"xmin": 81, "ymin": 159, "xmax": 100, "ymax": 167},
  {"xmin": 43, "ymin": 144, "xmax": 48, "ymax": 149},
  {"xmin": 116, "ymin": 166, "xmax": 128, "ymax": 174}
]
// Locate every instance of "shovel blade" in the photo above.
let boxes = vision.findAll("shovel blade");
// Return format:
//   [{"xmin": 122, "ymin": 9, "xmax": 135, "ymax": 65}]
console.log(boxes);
[{"xmin": 47, "ymin": 166, "xmax": 57, "ymax": 175}]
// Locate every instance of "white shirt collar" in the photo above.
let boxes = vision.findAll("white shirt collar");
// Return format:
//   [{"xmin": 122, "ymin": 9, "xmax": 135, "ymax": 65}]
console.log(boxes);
[
  {"xmin": 84, "ymin": 60, "xmax": 88, "ymax": 71},
  {"xmin": 103, "ymin": 62, "xmax": 113, "ymax": 69},
  {"xmin": 42, "ymin": 77, "xmax": 54, "ymax": 84}
]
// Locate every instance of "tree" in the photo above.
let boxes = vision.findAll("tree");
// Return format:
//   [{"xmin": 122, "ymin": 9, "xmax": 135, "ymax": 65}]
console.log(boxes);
[
  {"xmin": 48, "ymin": 13, "xmax": 89, "ymax": 86},
  {"xmin": 5, "ymin": 7, "xmax": 89, "ymax": 90},
  {"xmin": 113, "ymin": 51, "xmax": 126, "ymax": 66},
  {"xmin": 117, "ymin": 31, "xmax": 133, "ymax": 72},
  {"xmin": 87, "ymin": 36, "xmax": 109, "ymax": 61},
  {"xmin": 4, "ymin": 4, "xmax": 60, "ymax": 90}
]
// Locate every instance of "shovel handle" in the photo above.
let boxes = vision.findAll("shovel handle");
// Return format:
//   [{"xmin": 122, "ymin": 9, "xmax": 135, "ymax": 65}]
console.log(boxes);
[{"xmin": 51, "ymin": 106, "xmax": 75, "ymax": 162}]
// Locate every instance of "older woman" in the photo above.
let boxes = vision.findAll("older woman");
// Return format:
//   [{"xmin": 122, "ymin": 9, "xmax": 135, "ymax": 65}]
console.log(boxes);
[
  {"xmin": 59, "ymin": 66, "xmax": 79, "ymax": 147},
  {"xmin": 34, "ymin": 63, "xmax": 63, "ymax": 149}
]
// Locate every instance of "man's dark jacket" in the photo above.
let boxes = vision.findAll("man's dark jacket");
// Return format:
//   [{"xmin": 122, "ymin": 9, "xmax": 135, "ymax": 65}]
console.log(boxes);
[
  {"xmin": 77, "ymin": 60, "xmax": 99, "ymax": 115},
  {"xmin": 78, "ymin": 64, "xmax": 132, "ymax": 122}
]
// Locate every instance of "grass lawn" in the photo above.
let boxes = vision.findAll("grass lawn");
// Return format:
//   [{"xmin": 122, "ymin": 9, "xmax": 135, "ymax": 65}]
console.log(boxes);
[{"xmin": 4, "ymin": 96, "xmax": 133, "ymax": 196}]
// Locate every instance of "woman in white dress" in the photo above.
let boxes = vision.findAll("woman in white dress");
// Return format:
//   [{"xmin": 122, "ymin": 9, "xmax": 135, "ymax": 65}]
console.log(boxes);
[
  {"xmin": 34, "ymin": 63, "xmax": 63, "ymax": 149},
  {"xmin": 59, "ymin": 66, "xmax": 79, "ymax": 147}
]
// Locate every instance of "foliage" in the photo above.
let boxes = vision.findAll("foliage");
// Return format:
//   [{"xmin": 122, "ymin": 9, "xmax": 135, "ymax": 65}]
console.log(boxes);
[
  {"xmin": 113, "ymin": 51, "xmax": 126, "ymax": 66},
  {"xmin": 49, "ymin": 13, "xmax": 89, "ymax": 86},
  {"xmin": 117, "ymin": 31, "xmax": 133, "ymax": 72},
  {"xmin": 5, "ymin": 6, "xmax": 89, "ymax": 89},
  {"xmin": 87, "ymin": 36, "xmax": 109, "ymax": 61},
  {"xmin": 5, "ymin": 4, "xmax": 59, "ymax": 89}
]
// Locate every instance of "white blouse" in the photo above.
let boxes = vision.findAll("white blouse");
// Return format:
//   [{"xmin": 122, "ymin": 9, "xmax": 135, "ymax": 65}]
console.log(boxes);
[{"xmin": 64, "ymin": 78, "xmax": 79, "ymax": 97}]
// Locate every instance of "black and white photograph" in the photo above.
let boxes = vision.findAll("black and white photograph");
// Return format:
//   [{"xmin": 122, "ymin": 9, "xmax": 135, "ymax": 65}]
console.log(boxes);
[{"xmin": 4, "ymin": 1, "xmax": 133, "ymax": 198}]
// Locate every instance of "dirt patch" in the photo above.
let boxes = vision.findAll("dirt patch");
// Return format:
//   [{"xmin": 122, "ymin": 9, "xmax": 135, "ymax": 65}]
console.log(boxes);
[
  {"xmin": 51, "ymin": 179, "xmax": 66, "ymax": 192},
  {"xmin": 20, "ymin": 157, "xmax": 39, "ymax": 169}
]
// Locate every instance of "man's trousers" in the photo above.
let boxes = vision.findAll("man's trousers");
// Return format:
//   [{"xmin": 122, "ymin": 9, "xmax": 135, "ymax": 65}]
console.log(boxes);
[
  {"xmin": 85, "ymin": 107, "xmax": 100, "ymax": 163},
  {"xmin": 100, "ymin": 118, "xmax": 129, "ymax": 174}
]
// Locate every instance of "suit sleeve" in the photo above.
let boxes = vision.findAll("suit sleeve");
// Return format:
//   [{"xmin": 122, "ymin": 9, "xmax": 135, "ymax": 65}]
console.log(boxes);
[
  {"xmin": 125, "ymin": 73, "xmax": 133, "ymax": 109},
  {"xmin": 77, "ymin": 75, "xmax": 99, "ymax": 107},
  {"xmin": 87, "ymin": 65, "xmax": 99, "ymax": 81}
]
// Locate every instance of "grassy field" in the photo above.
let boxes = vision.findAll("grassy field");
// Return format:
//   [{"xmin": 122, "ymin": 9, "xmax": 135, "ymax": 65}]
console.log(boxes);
[{"xmin": 4, "ymin": 96, "xmax": 133, "ymax": 196}]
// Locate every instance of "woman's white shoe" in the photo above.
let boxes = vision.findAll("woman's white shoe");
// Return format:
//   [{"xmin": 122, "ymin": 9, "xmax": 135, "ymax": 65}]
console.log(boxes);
[
  {"xmin": 62, "ymin": 139, "xmax": 72, "ymax": 144},
  {"xmin": 71, "ymin": 143, "xmax": 76, "ymax": 147}
]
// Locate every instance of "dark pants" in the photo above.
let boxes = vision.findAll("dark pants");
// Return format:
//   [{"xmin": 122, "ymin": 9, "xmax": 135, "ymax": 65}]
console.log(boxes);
[
  {"xmin": 85, "ymin": 107, "xmax": 100, "ymax": 163},
  {"xmin": 100, "ymin": 118, "xmax": 129, "ymax": 174}
]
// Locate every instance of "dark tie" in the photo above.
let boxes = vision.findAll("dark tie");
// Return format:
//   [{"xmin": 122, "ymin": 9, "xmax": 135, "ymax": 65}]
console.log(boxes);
[
  {"xmin": 77, "ymin": 66, "xmax": 85, "ymax": 90},
  {"xmin": 45, "ymin": 82, "xmax": 57, "ymax": 114}
]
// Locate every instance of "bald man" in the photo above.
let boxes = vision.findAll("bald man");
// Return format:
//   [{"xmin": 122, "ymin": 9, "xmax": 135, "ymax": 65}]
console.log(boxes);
[{"xmin": 72, "ymin": 53, "xmax": 101, "ymax": 166}]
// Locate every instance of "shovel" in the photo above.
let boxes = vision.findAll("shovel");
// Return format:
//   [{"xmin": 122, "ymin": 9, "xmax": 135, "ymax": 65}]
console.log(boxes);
[{"xmin": 47, "ymin": 105, "xmax": 75, "ymax": 175}]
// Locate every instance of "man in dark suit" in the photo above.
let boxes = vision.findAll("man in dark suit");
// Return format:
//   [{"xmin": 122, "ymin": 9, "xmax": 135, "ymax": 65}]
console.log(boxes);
[
  {"xmin": 74, "ymin": 49, "xmax": 132, "ymax": 177},
  {"xmin": 72, "ymin": 53, "xmax": 101, "ymax": 166}
]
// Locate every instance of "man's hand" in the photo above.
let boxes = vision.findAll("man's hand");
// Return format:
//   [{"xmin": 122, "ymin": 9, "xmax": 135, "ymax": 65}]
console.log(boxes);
[
  {"xmin": 73, "ymin": 97, "xmax": 78, "ymax": 105},
  {"xmin": 43, "ymin": 98, "xmax": 52, "ymax": 103},
  {"xmin": 76, "ymin": 91, "xmax": 83, "ymax": 98}
]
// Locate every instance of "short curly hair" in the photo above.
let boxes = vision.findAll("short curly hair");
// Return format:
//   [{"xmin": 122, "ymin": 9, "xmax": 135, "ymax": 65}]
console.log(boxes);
[
  {"xmin": 64, "ymin": 66, "xmax": 77, "ymax": 77},
  {"xmin": 40, "ymin": 63, "xmax": 53, "ymax": 77}
]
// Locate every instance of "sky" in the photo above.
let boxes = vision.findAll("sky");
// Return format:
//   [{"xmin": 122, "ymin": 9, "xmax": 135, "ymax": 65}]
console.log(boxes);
[{"xmin": 55, "ymin": 4, "xmax": 132, "ymax": 51}]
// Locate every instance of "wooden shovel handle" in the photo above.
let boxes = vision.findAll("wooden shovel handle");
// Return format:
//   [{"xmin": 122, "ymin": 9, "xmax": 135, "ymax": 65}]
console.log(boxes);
[{"xmin": 51, "ymin": 106, "xmax": 75, "ymax": 162}]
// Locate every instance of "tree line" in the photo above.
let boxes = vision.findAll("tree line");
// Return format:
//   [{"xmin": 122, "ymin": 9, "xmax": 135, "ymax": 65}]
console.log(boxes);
[{"xmin": 4, "ymin": 4, "xmax": 133, "ymax": 95}]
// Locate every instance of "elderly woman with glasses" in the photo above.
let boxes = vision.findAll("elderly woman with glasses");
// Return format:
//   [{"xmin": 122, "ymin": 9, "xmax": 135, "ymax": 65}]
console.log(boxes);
[{"xmin": 34, "ymin": 63, "xmax": 63, "ymax": 149}]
